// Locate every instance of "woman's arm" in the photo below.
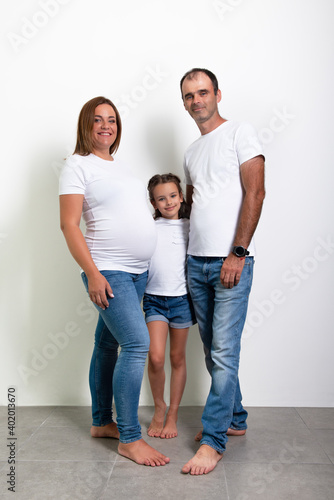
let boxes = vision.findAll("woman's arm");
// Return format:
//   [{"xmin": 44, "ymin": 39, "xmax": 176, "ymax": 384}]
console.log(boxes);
[{"xmin": 59, "ymin": 194, "xmax": 113, "ymax": 309}]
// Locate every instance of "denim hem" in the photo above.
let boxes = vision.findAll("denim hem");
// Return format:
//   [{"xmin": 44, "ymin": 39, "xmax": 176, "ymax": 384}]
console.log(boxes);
[
  {"xmin": 119, "ymin": 435, "xmax": 142, "ymax": 444},
  {"xmin": 200, "ymin": 440, "xmax": 225, "ymax": 455},
  {"xmin": 92, "ymin": 419, "xmax": 114, "ymax": 427}
]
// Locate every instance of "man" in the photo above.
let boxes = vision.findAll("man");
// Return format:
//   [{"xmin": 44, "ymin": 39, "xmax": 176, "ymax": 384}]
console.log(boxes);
[{"xmin": 180, "ymin": 68, "xmax": 265, "ymax": 475}]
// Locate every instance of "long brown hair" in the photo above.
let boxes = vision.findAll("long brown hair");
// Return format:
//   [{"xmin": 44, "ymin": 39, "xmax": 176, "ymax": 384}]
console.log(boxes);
[
  {"xmin": 147, "ymin": 173, "xmax": 190, "ymax": 220},
  {"xmin": 73, "ymin": 96, "xmax": 122, "ymax": 156}
]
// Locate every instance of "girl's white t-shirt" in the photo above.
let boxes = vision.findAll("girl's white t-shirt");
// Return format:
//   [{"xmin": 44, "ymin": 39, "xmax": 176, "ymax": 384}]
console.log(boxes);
[
  {"xmin": 59, "ymin": 154, "xmax": 157, "ymax": 273},
  {"xmin": 145, "ymin": 218, "xmax": 190, "ymax": 296}
]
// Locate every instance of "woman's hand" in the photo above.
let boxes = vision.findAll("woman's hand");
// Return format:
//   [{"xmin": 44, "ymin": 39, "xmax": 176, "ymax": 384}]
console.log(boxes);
[{"xmin": 87, "ymin": 272, "xmax": 114, "ymax": 310}]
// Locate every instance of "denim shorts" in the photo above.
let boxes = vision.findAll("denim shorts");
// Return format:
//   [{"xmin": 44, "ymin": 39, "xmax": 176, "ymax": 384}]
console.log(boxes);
[{"xmin": 143, "ymin": 293, "xmax": 197, "ymax": 329}]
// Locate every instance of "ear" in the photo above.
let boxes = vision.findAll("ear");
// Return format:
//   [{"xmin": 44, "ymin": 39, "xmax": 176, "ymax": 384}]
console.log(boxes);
[
  {"xmin": 180, "ymin": 192, "xmax": 184, "ymax": 202},
  {"xmin": 216, "ymin": 89, "xmax": 222, "ymax": 104}
]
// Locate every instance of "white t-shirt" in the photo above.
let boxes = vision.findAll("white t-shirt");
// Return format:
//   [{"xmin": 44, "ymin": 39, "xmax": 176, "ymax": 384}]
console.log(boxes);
[
  {"xmin": 183, "ymin": 121, "xmax": 264, "ymax": 257},
  {"xmin": 145, "ymin": 218, "xmax": 190, "ymax": 296},
  {"xmin": 59, "ymin": 153, "xmax": 157, "ymax": 273}
]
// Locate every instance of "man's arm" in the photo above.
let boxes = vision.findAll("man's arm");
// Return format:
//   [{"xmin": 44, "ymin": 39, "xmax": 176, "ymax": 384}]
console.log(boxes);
[
  {"xmin": 220, "ymin": 155, "xmax": 265, "ymax": 288},
  {"xmin": 186, "ymin": 184, "xmax": 194, "ymax": 206}
]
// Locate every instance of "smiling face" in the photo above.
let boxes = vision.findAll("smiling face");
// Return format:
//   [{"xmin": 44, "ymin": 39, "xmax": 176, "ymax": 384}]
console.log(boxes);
[
  {"xmin": 91, "ymin": 103, "xmax": 118, "ymax": 157},
  {"xmin": 151, "ymin": 182, "xmax": 183, "ymax": 220},
  {"xmin": 181, "ymin": 72, "xmax": 222, "ymax": 132}
]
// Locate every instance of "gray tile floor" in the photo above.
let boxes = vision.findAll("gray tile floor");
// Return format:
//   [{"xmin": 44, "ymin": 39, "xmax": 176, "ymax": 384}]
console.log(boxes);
[{"xmin": 0, "ymin": 406, "xmax": 333, "ymax": 499}]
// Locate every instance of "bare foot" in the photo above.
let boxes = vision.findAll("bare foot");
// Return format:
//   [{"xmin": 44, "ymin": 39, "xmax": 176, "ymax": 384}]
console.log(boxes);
[
  {"xmin": 160, "ymin": 414, "xmax": 178, "ymax": 439},
  {"xmin": 182, "ymin": 445, "xmax": 222, "ymax": 475},
  {"xmin": 147, "ymin": 402, "xmax": 167, "ymax": 437},
  {"xmin": 118, "ymin": 439, "xmax": 170, "ymax": 466},
  {"xmin": 194, "ymin": 428, "xmax": 246, "ymax": 441},
  {"xmin": 90, "ymin": 422, "xmax": 120, "ymax": 439},
  {"xmin": 227, "ymin": 428, "xmax": 246, "ymax": 436}
]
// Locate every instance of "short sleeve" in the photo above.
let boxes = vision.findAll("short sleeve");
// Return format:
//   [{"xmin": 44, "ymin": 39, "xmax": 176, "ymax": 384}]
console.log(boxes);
[
  {"xmin": 235, "ymin": 122, "xmax": 264, "ymax": 166},
  {"xmin": 183, "ymin": 155, "xmax": 192, "ymax": 186},
  {"xmin": 59, "ymin": 155, "xmax": 87, "ymax": 195}
]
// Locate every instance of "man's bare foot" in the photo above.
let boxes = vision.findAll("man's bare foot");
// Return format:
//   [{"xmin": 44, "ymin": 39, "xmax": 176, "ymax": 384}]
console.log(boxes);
[
  {"xmin": 90, "ymin": 422, "xmax": 120, "ymax": 439},
  {"xmin": 181, "ymin": 445, "xmax": 222, "ymax": 475},
  {"xmin": 118, "ymin": 439, "xmax": 170, "ymax": 466},
  {"xmin": 147, "ymin": 402, "xmax": 167, "ymax": 437},
  {"xmin": 194, "ymin": 428, "xmax": 246, "ymax": 441},
  {"xmin": 160, "ymin": 413, "xmax": 178, "ymax": 439},
  {"xmin": 227, "ymin": 428, "xmax": 246, "ymax": 436}
]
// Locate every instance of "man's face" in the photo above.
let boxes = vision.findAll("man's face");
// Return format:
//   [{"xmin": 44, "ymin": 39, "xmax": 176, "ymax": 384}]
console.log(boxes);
[{"xmin": 181, "ymin": 72, "xmax": 221, "ymax": 126}]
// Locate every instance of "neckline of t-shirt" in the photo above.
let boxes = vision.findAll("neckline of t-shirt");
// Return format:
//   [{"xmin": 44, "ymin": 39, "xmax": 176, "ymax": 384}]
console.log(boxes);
[
  {"xmin": 156, "ymin": 217, "xmax": 187, "ymax": 224},
  {"xmin": 201, "ymin": 119, "xmax": 234, "ymax": 138},
  {"xmin": 90, "ymin": 153, "xmax": 117, "ymax": 163}
]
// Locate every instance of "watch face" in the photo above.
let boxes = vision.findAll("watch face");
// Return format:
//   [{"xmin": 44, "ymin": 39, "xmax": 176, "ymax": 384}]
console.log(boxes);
[{"xmin": 235, "ymin": 246, "xmax": 244, "ymax": 256}]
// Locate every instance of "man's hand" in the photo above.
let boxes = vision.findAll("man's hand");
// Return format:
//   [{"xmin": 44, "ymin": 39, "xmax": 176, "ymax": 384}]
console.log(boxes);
[{"xmin": 220, "ymin": 254, "xmax": 245, "ymax": 288}]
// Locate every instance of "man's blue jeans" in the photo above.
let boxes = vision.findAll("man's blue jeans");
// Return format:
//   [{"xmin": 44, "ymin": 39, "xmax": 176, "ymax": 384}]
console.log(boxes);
[
  {"xmin": 187, "ymin": 256, "xmax": 254, "ymax": 454},
  {"xmin": 82, "ymin": 270, "xmax": 149, "ymax": 444}
]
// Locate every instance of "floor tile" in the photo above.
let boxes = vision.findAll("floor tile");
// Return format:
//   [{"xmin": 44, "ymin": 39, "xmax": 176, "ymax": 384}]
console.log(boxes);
[
  {"xmin": 17, "ymin": 426, "xmax": 118, "ymax": 462},
  {"xmin": 101, "ymin": 461, "xmax": 229, "ymax": 500},
  {"xmin": 41, "ymin": 406, "xmax": 92, "ymax": 428},
  {"xmin": 224, "ymin": 462, "xmax": 334, "ymax": 500},
  {"xmin": 312, "ymin": 429, "xmax": 334, "ymax": 463},
  {"xmin": 3, "ymin": 406, "xmax": 57, "ymax": 429},
  {"xmin": 296, "ymin": 407, "xmax": 334, "ymax": 429},
  {"xmin": 223, "ymin": 425, "xmax": 331, "ymax": 464},
  {"xmin": 0, "ymin": 427, "xmax": 35, "ymax": 461},
  {"xmin": 0, "ymin": 460, "xmax": 113, "ymax": 499}
]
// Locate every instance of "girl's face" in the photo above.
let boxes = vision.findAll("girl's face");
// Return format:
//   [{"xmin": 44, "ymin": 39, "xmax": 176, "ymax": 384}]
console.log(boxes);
[{"xmin": 151, "ymin": 182, "xmax": 183, "ymax": 220}]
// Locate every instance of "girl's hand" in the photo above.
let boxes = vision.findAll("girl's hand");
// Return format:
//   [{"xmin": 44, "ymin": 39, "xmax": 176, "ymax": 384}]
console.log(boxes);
[{"xmin": 87, "ymin": 272, "xmax": 114, "ymax": 310}]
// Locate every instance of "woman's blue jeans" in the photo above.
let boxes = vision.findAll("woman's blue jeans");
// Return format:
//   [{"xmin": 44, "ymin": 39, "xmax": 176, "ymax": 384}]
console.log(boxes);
[
  {"xmin": 81, "ymin": 270, "xmax": 149, "ymax": 444},
  {"xmin": 187, "ymin": 256, "xmax": 254, "ymax": 454}
]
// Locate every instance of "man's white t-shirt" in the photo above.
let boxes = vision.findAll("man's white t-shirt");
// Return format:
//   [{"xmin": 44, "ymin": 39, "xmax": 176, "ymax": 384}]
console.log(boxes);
[
  {"xmin": 59, "ymin": 153, "xmax": 157, "ymax": 273},
  {"xmin": 183, "ymin": 121, "xmax": 264, "ymax": 257},
  {"xmin": 145, "ymin": 218, "xmax": 190, "ymax": 296}
]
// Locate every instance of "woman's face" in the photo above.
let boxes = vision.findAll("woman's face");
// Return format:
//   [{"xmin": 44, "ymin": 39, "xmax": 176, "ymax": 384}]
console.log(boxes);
[{"xmin": 91, "ymin": 104, "xmax": 118, "ymax": 154}]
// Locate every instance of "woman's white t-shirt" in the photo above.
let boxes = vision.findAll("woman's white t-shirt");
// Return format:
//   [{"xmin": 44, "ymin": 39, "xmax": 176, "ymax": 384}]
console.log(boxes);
[{"xmin": 59, "ymin": 154, "xmax": 157, "ymax": 273}]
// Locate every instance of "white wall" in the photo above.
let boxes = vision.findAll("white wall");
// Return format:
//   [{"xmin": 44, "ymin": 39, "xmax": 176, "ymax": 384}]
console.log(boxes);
[{"xmin": 1, "ymin": 0, "xmax": 333, "ymax": 407}]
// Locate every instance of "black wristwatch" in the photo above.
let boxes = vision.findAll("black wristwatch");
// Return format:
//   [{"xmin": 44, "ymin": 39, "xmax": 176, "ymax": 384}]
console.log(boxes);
[{"xmin": 232, "ymin": 246, "xmax": 249, "ymax": 258}]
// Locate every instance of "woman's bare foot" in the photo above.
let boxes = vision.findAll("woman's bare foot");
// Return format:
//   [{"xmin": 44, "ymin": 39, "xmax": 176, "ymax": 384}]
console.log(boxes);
[
  {"xmin": 182, "ymin": 445, "xmax": 222, "ymax": 475},
  {"xmin": 118, "ymin": 439, "xmax": 170, "ymax": 466},
  {"xmin": 194, "ymin": 427, "xmax": 246, "ymax": 441},
  {"xmin": 147, "ymin": 402, "xmax": 167, "ymax": 437},
  {"xmin": 160, "ymin": 413, "xmax": 178, "ymax": 439},
  {"xmin": 90, "ymin": 422, "xmax": 120, "ymax": 439}
]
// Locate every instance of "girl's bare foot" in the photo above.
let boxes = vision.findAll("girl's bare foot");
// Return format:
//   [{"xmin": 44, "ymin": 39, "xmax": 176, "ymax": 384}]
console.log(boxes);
[
  {"xmin": 118, "ymin": 439, "xmax": 170, "ymax": 466},
  {"xmin": 182, "ymin": 445, "xmax": 222, "ymax": 475},
  {"xmin": 147, "ymin": 402, "xmax": 167, "ymax": 437},
  {"xmin": 160, "ymin": 412, "xmax": 178, "ymax": 439},
  {"xmin": 194, "ymin": 427, "xmax": 246, "ymax": 441},
  {"xmin": 90, "ymin": 422, "xmax": 120, "ymax": 439}
]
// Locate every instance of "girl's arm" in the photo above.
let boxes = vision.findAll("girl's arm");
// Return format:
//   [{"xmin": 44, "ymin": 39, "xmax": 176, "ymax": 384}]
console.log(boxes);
[{"xmin": 59, "ymin": 194, "xmax": 113, "ymax": 309}]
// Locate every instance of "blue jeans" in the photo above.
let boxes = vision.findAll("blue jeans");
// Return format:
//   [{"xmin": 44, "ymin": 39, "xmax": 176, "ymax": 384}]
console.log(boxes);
[
  {"xmin": 187, "ymin": 256, "xmax": 254, "ymax": 454},
  {"xmin": 82, "ymin": 270, "xmax": 149, "ymax": 444}
]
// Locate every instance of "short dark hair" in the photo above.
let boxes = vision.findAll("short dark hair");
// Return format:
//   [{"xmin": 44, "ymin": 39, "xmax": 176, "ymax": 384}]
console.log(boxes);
[
  {"xmin": 180, "ymin": 68, "xmax": 219, "ymax": 98},
  {"xmin": 73, "ymin": 96, "xmax": 122, "ymax": 157},
  {"xmin": 147, "ymin": 173, "xmax": 190, "ymax": 220}
]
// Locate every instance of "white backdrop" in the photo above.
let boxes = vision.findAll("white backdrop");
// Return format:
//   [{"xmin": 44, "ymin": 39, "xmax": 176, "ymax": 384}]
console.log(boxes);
[{"xmin": 1, "ymin": 0, "xmax": 333, "ymax": 407}]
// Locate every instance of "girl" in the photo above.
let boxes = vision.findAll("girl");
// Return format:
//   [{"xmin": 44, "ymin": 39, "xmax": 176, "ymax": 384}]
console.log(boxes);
[{"xmin": 143, "ymin": 173, "xmax": 196, "ymax": 439}]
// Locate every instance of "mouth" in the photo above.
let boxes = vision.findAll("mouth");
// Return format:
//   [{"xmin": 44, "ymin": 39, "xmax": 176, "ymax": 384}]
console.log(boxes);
[{"xmin": 98, "ymin": 132, "xmax": 112, "ymax": 136}]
